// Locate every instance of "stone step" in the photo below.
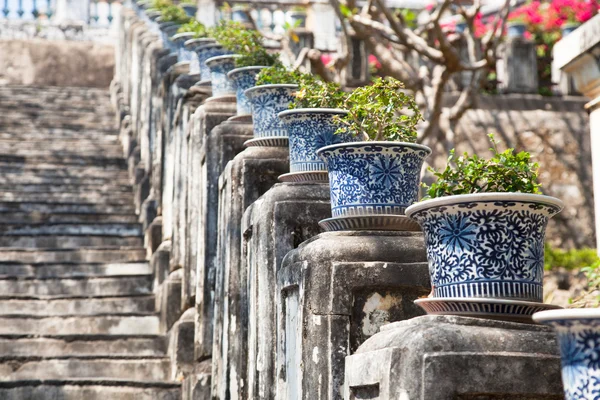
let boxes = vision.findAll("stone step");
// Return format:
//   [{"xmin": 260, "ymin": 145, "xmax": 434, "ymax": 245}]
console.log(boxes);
[
  {"xmin": 0, "ymin": 154, "xmax": 126, "ymax": 167},
  {"xmin": 0, "ymin": 138, "xmax": 120, "ymax": 147},
  {"xmin": 0, "ymin": 262, "xmax": 151, "ymax": 278},
  {"xmin": 0, "ymin": 248, "xmax": 147, "ymax": 264},
  {"xmin": 0, "ymin": 357, "xmax": 170, "ymax": 381},
  {"xmin": 0, "ymin": 223, "xmax": 142, "ymax": 236},
  {"xmin": 0, "ymin": 175, "xmax": 131, "ymax": 185},
  {"xmin": 0, "ymin": 192, "xmax": 133, "ymax": 204},
  {"xmin": 0, "ymin": 202, "xmax": 135, "ymax": 215},
  {"xmin": 0, "ymin": 315, "xmax": 160, "ymax": 335},
  {"xmin": 0, "ymin": 130, "xmax": 119, "ymax": 141},
  {"xmin": 0, "ymin": 295, "xmax": 155, "ymax": 316},
  {"xmin": 0, "ymin": 183, "xmax": 132, "ymax": 193},
  {"xmin": 0, "ymin": 163, "xmax": 128, "ymax": 174},
  {"xmin": 0, "ymin": 213, "xmax": 138, "ymax": 224},
  {"xmin": 0, "ymin": 236, "xmax": 143, "ymax": 249},
  {"xmin": 0, "ymin": 275, "xmax": 152, "ymax": 298},
  {"xmin": 0, "ymin": 380, "xmax": 181, "ymax": 400},
  {"xmin": 0, "ymin": 336, "xmax": 166, "ymax": 357}
]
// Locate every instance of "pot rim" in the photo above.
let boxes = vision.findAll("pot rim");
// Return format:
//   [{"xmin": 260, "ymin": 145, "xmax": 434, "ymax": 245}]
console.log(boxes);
[
  {"xmin": 405, "ymin": 192, "xmax": 564, "ymax": 217},
  {"xmin": 227, "ymin": 66, "xmax": 269, "ymax": 79},
  {"xmin": 205, "ymin": 54, "xmax": 241, "ymax": 67},
  {"xmin": 533, "ymin": 308, "xmax": 600, "ymax": 323},
  {"xmin": 316, "ymin": 141, "xmax": 432, "ymax": 157},
  {"xmin": 171, "ymin": 32, "xmax": 195, "ymax": 42},
  {"xmin": 244, "ymin": 84, "xmax": 299, "ymax": 98},
  {"xmin": 278, "ymin": 108, "xmax": 348, "ymax": 119}
]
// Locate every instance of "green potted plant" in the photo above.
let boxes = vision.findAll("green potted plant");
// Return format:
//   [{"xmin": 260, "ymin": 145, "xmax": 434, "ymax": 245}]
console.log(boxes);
[
  {"xmin": 276, "ymin": 74, "xmax": 357, "ymax": 182},
  {"xmin": 315, "ymin": 77, "xmax": 431, "ymax": 230},
  {"xmin": 177, "ymin": 20, "xmax": 211, "ymax": 75},
  {"xmin": 243, "ymin": 65, "xmax": 302, "ymax": 147},
  {"xmin": 207, "ymin": 21, "xmax": 279, "ymax": 112},
  {"xmin": 406, "ymin": 135, "xmax": 564, "ymax": 321},
  {"xmin": 156, "ymin": 5, "xmax": 191, "ymax": 50}
]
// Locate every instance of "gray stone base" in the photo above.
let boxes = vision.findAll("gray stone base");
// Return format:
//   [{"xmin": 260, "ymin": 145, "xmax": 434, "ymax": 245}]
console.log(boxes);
[
  {"xmin": 344, "ymin": 315, "xmax": 563, "ymax": 400},
  {"xmin": 159, "ymin": 270, "xmax": 183, "ymax": 333},
  {"xmin": 168, "ymin": 308, "xmax": 196, "ymax": 380},
  {"xmin": 211, "ymin": 146, "xmax": 290, "ymax": 399},
  {"xmin": 278, "ymin": 231, "xmax": 431, "ymax": 400},
  {"xmin": 194, "ymin": 119, "xmax": 256, "ymax": 362}
]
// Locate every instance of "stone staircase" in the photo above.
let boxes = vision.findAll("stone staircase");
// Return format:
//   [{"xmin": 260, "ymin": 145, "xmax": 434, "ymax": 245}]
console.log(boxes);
[{"xmin": 0, "ymin": 85, "xmax": 180, "ymax": 399}]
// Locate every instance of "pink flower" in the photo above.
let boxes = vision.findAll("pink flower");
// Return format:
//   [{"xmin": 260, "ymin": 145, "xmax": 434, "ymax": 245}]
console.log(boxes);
[
  {"xmin": 368, "ymin": 54, "xmax": 381, "ymax": 69},
  {"xmin": 320, "ymin": 54, "xmax": 333, "ymax": 66}
]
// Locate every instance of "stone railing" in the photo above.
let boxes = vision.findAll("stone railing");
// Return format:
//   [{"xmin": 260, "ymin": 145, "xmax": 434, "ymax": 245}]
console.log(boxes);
[{"xmin": 111, "ymin": 4, "xmax": 594, "ymax": 399}]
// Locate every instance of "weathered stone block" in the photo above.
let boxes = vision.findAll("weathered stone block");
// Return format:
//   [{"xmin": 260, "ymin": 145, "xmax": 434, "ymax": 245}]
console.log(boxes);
[
  {"xmin": 144, "ymin": 214, "xmax": 162, "ymax": 258},
  {"xmin": 498, "ymin": 37, "xmax": 539, "ymax": 94},
  {"xmin": 194, "ymin": 116, "xmax": 255, "ymax": 362},
  {"xmin": 159, "ymin": 270, "xmax": 183, "ymax": 333},
  {"xmin": 182, "ymin": 98, "xmax": 237, "ymax": 312},
  {"xmin": 152, "ymin": 240, "xmax": 171, "ymax": 291},
  {"xmin": 230, "ymin": 182, "xmax": 329, "ymax": 400},
  {"xmin": 182, "ymin": 359, "xmax": 212, "ymax": 400},
  {"xmin": 169, "ymin": 308, "xmax": 196, "ymax": 380},
  {"xmin": 278, "ymin": 231, "xmax": 430, "ymax": 400},
  {"xmin": 344, "ymin": 315, "xmax": 563, "ymax": 400},
  {"xmin": 211, "ymin": 146, "xmax": 290, "ymax": 399}
]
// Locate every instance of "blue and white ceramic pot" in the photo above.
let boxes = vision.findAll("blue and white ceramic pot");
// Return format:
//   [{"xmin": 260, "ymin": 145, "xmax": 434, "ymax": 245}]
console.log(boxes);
[
  {"xmin": 288, "ymin": 11, "xmax": 307, "ymax": 28},
  {"xmin": 279, "ymin": 109, "xmax": 358, "ymax": 180},
  {"xmin": 205, "ymin": 55, "xmax": 239, "ymax": 98},
  {"xmin": 561, "ymin": 23, "xmax": 580, "ymax": 37},
  {"xmin": 182, "ymin": 4, "xmax": 197, "ymax": 17},
  {"xmin": 227, "ymin": 66, "xmax": 268, "ymax": 116},
  {"xmin": 183, "ymin": 38, "xmax": 209, "ymax": 75},
  {"xmin": 507, "ymin": 22, "xmax": 527, "ymax": 38},
  {"xmin": 317, "ymin": 142, "xmax": 431, "ymax": 216},
  {"xmin": 196, "ymin": 42, "xmax": 227, "ymax": 82},
  {"xmin": 533, "ymin": 309, "xmax": 600, "ymax": 399},
  {"xmin": 172, "ymin": 32, "xmax": 195, "ymax": 63},
  {"xmin": 245, "ymin": 84, "xmax": 297, "ymax": 138},
  {"xmin": 159, "ymin": 23, "xmax": 180, "ymax": 51},
  {"xmin": 406, "ymin": 193, "xmax": 564, "ymax": 302}
]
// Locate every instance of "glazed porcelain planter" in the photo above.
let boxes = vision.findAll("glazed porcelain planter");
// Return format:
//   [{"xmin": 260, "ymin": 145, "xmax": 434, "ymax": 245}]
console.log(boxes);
[
  {"xmin": 227, "ymin": 66, "xmax": 268, "ymax": 116},
  {"xmin": 182, "ymin": 4, "xmax": 197, "ymax": 17},
  {"xmin": 507, "ymin": 22, "xmax": 527, "ymax": 38},
  {"xmin": 159, "ymin": 23, "xmax": 180, "ymax": 51},
  {"xmin": 172, "ymin": 32, "xmax": 195, "ymax": 63},
  {"xmin": 317, "ymin": 142, "xmax": 431, "ymax": 217},
  {"xmin": 279, "ymin": 108, "xmax": 357, "ymax": 182},
  {"xmin": 195, "ymin": 42, "xmax": 227, "ymax": 82},
  {"xmin": 561, "ymin": 23, "xmax": 580, "ymax": 36},
  {"xmin": 288, "ymin": 11, "xmax": 307, "ymax": 28},
  {"xmin": 244, "ymin": 84, "xmax": 297, "ymax": 146},
  {"xmin": 406, "ymin": 193, "xmax": 564, "ymax": 301},
  {"xmin": 184, "ymin": 38, "xmax": 210, "ymax": 75},
  {"xmin": 205, "ymin": 55, "xmax": 239, "ymax": 98},
  {"xmin": 534, "ymin": 309, "xmax": 600, "ymax": 399}
]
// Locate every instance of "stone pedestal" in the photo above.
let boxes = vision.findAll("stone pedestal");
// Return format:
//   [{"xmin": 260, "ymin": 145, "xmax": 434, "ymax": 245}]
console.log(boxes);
[
  {"xmin": 194, "ymin": 116, "xmax": 255, "ymax": 362},
  {"xmin": 553, "ymin": 14, "xmax": 600, "ymax": 252},
  {"xmin": 278, "ymin": 231, "xmax": 430, "ymax": 400},
  {"xmin": 211, "ymin": 146, "xmax": 290, "ymax": 400},
  {"xmin": 497, "ymin": 37, "xmax": 538, "ymax": 94},
  {"xmin": 180, "ymin": 96, "xmax": 236, "ymax": 311},
  {"xmin": 344, "ymin": 315, "xmax": 563, "ymax": 399},
  {"xmin": 216, "ymin": 181, "xmax": 326, "ymax": 400}
]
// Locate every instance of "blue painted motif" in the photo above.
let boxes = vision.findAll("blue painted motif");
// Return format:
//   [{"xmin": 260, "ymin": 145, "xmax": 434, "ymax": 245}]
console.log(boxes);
[
  {"xmin": 228, "ymin": 67, "xmax": 266, "ymax": 116},
  {"xmin": 541, "ymin": 318, "xmax": 600, "ymax": 400},
  {"xmin": 317, "ymin": 143, "xmax": 431, "ymax": 217},
  {"xmin": 280, "ymin": 110, "xmax": 358, "ymax": 173},
  {"xmin": 407, "ymin": 197, "xmax": 562, "ymax": 301},
  {"xmin": 196, "ymin": 44, "xmax": 228, "ymax": 82},
  {"xmin": 246, "ymin": 85, "xmax": 297, "ymax": 138},
  {"xmin": 206, "ymin": 55, "xmax": 237, "ymax": 98}
]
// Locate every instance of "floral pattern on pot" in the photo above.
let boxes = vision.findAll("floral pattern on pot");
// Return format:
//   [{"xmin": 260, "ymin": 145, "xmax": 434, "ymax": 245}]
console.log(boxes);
[
  {"xmin": 205, "ymin": 55, "xmax": 238, "ymax": 98},
  {"xmin": 317, "ymin": 142, "xmax": 431, "ymax": 217},
  {"xmin": 197, "ymin": 44, "xmax": 228, "ymax": 82},
  {"xmin": 245, "ymin": 85, "xmax": 297, "ymax": 138},
  {"xmin": 533, "ymin": 309, "xmax": 600, "ymax": 400},
  {"xmin": 279, "ymin": 109, "xmax": 357, "ymax": 173},
  {"xmin": 406, "ymin": 193, "xmax": 563, "ymax": 302},
  {"xmin": 228, "ymin": 67, "xmax": 267, "ymax": 116}
]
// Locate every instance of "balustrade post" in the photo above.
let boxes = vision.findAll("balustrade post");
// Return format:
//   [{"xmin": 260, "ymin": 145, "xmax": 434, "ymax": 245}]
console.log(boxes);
[
  {"xmin": 196, "ymin": 0, "xmax": 218, "ymax": 27},
  {"xmin": 53, "ymin": 0, "xmax": 90, "ymax": 23}
]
